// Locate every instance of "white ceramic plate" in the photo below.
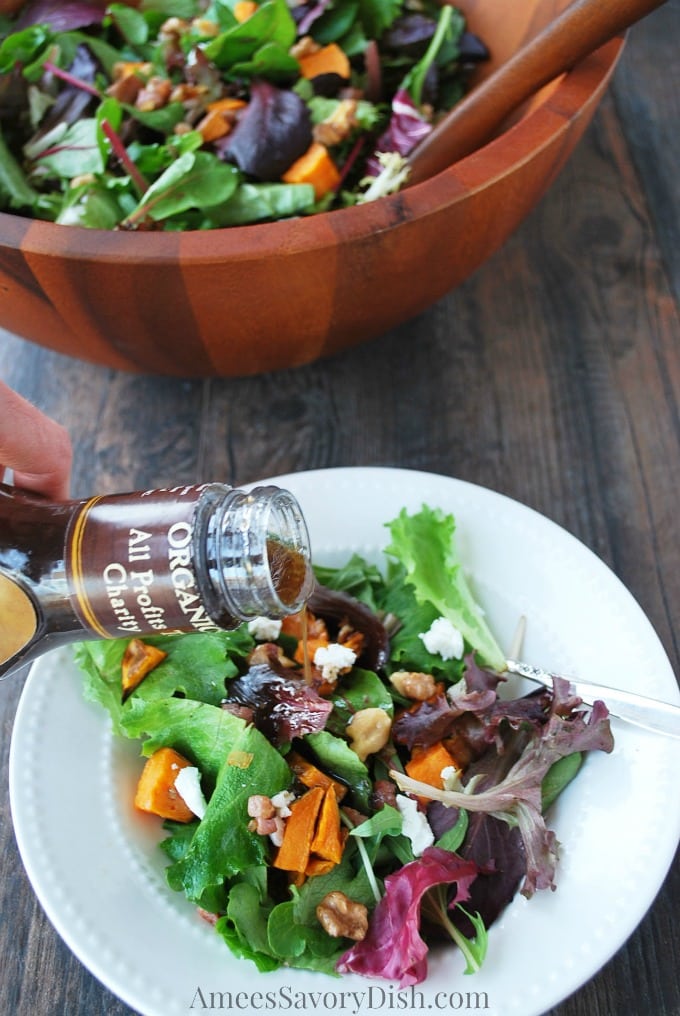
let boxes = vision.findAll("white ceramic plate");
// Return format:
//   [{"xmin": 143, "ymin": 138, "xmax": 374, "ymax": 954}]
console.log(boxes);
[{"xmin": 9, "ymin": 467, "xmax": 680, "ymax": 1016}]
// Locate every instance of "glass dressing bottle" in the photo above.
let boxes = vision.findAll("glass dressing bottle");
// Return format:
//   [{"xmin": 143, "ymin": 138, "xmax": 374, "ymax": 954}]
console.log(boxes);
[{"xmin": 0, "ymin": 482, "xmax": 313, "ymax": 679}]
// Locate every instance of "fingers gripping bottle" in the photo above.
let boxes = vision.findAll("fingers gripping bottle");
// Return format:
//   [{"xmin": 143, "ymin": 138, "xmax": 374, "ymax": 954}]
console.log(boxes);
[{"xmin": 0, "ymin": 482, "xmax": 313, "ymax": 679}]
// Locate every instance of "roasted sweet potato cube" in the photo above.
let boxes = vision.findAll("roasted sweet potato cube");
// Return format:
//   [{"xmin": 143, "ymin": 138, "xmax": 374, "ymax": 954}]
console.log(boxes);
[
  {"xmin": 122, "ymin": 638, "xmax": 167, "ymax": 697},
  {"xmin": 134, "ymin": 746, "xmax": 194, "ymax": 822},
  {"xmin": 272, "ymin": 786, "xmax": 324, "ymax": 873}
]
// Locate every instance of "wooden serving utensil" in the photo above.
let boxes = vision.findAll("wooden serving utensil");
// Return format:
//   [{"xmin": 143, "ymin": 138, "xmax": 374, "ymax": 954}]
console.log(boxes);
[{"xmin": 407, "ymin": 0, "xmax": 668, "ymax": 186}]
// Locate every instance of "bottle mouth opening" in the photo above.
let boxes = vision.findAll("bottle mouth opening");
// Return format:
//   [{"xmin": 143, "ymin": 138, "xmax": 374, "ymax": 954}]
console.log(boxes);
[{"xmin": 207, "ymin": 485, "xmax": 314, "ymax": 621}]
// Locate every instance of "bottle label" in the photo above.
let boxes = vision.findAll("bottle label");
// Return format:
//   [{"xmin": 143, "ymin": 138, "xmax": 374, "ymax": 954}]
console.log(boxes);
[
  {"xmin": 0, "ymin": 572, "xmax": 38, "ymax": 665},
  {"xmin": 65, "ymin": 486, "xmax": 220, "ymax": 638}
]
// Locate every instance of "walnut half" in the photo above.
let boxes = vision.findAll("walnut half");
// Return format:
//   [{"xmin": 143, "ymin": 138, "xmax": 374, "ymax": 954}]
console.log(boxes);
[
  {"xmin": 345, "ymin": 707, "xmax": 392, "ymax": 762},
  {"xmin": 316, "ymin": 891, "xmax": 368, "ymax": 941}
]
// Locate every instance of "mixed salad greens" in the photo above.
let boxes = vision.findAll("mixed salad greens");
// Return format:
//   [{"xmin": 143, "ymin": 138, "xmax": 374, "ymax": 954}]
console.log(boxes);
[
  {"xmin": 0, "ymin": 0, "xmax": 488, "ymax": 230},
  {"xmin": 75, "ymin": 505, "xmax": 614, "ymax": 985}
]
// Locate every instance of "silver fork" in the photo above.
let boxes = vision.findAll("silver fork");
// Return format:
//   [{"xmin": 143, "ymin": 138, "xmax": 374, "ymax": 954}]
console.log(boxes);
[{"xmin": 505, "ymin": 658, "xmax": 680, "ymax": 739}]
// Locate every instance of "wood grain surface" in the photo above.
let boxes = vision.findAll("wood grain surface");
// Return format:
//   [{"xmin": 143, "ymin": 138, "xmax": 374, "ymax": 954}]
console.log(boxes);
[{"xmin": 1, "ymin": 2, "xmax": 678, "ymax": 1014}]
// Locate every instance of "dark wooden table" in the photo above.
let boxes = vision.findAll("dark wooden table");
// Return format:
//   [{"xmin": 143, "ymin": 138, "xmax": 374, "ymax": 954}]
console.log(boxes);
[{"xmin": 1, "ymin": 4, "xmax": 678, "ymax": 1014}]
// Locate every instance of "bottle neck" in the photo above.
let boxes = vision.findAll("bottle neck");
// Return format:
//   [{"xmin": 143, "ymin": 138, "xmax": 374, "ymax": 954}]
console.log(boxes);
[{"xmin": 196, "ymin": 485, "xmax": 313, "ymax": 624}]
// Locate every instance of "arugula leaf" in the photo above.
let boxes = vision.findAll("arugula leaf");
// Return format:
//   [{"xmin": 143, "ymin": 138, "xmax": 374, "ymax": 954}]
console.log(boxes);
[
  {"xmin": 385, "ymin": 505, "xmax": 505, "ymax": 671},
  {"xmin": 348, "ymin": 803, "xmax": 413, "ymax": 868},
  {"xmin": 431, "ymin": 893, "xmax": 488, "ymax": 975}
]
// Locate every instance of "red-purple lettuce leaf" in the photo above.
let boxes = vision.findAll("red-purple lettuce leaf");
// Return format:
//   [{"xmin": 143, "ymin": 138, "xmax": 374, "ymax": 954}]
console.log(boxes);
[
  {"xmin": 446, "ymin": 653, "xmax": 504, "ymax": 715},
  {"xmin": 292, "ymin": 0, "xmax": 334, "ymax": 35},
  {"xmin": 16, "ymin": 0, "xmax": 107, "ymax": 31},
  {"xmin": 222, "ymin": 646, "xmax": 331, "ymax": 746},
  {"xmin": 392, "ymin": 691, "xmax": 456, "ymax": 750},
  {"xmin": 392, "ymin": 660, "xmax": 545, "ymax": 751},
  {"xmin": 427, "ymin": 723, "xmax": 529, "ymax": 934},
  {"xmin": 393, "ymin": 679, "xmax": 614, "ymax": 898},
  {"xmin": 33, "ymin": 44, "xmax": 98, "ymax": 138},
  {"xmin": 217, "ymin": 79, "xmax": 312, "ymax": 181},
  {"xmin": 365, "ymin": 88, "xmax": 431, "ymax": 176},
  {"xmin": 336, "ymin": 846, "xmax": 478, "ymax": 987},
  {"xmin": 381, "ymin": 13, "xmax": 438, "ymax": 57},
  {"xmin": 309, "ymin": 582, "xmax": 390, "ymax": 671}
]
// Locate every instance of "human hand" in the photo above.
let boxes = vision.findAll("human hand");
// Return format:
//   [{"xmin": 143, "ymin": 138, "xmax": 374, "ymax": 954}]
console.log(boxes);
[{"xmin": 0, "ymin": 381, "xmax": 73, "ymax": 500}]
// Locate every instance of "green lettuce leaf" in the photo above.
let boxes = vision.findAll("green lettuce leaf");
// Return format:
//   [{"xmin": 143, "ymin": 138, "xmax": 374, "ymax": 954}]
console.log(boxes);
[
  {"xmin": 74, "ymin": 628, "xmax": 251, "ymax": 734},
  {"xmin": 303, "ymin": 729, "xmax": 372, "ymax": 812},
  {"xmin": 120, "ymin": 697, "xmax": 246, "ymax": 786},
  {"xmin": 312, "ymin": 552, "xmax": 387, "ymax": 613},
  {"xmin": 385, "ymin": 505, "xmax": 505, "ymax": 670},
  {"xmin": 325, "ymin": 667, "xmax": 393, "ymax": 737},
  {"xmin": 166, "ymin": 722, "xmax": 291, "ymax": 902}
]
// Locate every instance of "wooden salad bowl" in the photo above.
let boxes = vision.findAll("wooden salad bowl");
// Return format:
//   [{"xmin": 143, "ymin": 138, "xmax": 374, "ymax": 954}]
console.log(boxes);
[{"xmin": 0, "ymin": 0, "xmax": 624, "ymax": 378}]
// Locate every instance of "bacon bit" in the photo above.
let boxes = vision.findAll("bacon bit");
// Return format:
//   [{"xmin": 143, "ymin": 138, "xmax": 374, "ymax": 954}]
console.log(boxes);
[{"xmin": 197, "ymin": 907, "xmax": 219, "ymax": 925}]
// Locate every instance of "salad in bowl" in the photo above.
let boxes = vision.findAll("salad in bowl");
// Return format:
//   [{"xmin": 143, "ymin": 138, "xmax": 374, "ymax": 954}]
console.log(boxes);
[{"xmin": 0, "ymin": 0, "xmax": 488, "ymax": 229}]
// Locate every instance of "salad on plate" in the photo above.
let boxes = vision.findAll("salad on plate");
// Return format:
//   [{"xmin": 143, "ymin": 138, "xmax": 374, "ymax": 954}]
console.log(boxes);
[
  {"xmin": 0, "ymin": 0, "xmax": 488, "ymax": 229},
  {"xmin": 75, "ymin": 504, "xmax": 614, "ymax": 987}
]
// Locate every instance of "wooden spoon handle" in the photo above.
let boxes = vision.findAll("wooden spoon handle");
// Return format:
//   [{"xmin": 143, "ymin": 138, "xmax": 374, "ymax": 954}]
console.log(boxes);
[{"xmin": 407, "ymin": 0, "xmax": 667, "ymax": 186}]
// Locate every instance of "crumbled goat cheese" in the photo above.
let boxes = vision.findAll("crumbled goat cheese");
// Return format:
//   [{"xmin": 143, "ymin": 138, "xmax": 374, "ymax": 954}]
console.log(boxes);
[
  {"xmin": 247, "ymin": 616, "xmax": 283, "ymax": 641},
  {"xmin": 395, "ymin": 794, "xmax": 434, "ymax": 857},
  {"xmin": 314, "ymin": 643, "xmax": 357, "ymax": 682},
  {"xmin": 174, "ymin": 766, "xmax": 208, "ymax": 820},
  {"xmin": 419, "ymin": 616, "xmax": 464, "ymax": 661},
  {"xmin": 441, "ymin": 765, "xmax": 462, "ymax": 791}
]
